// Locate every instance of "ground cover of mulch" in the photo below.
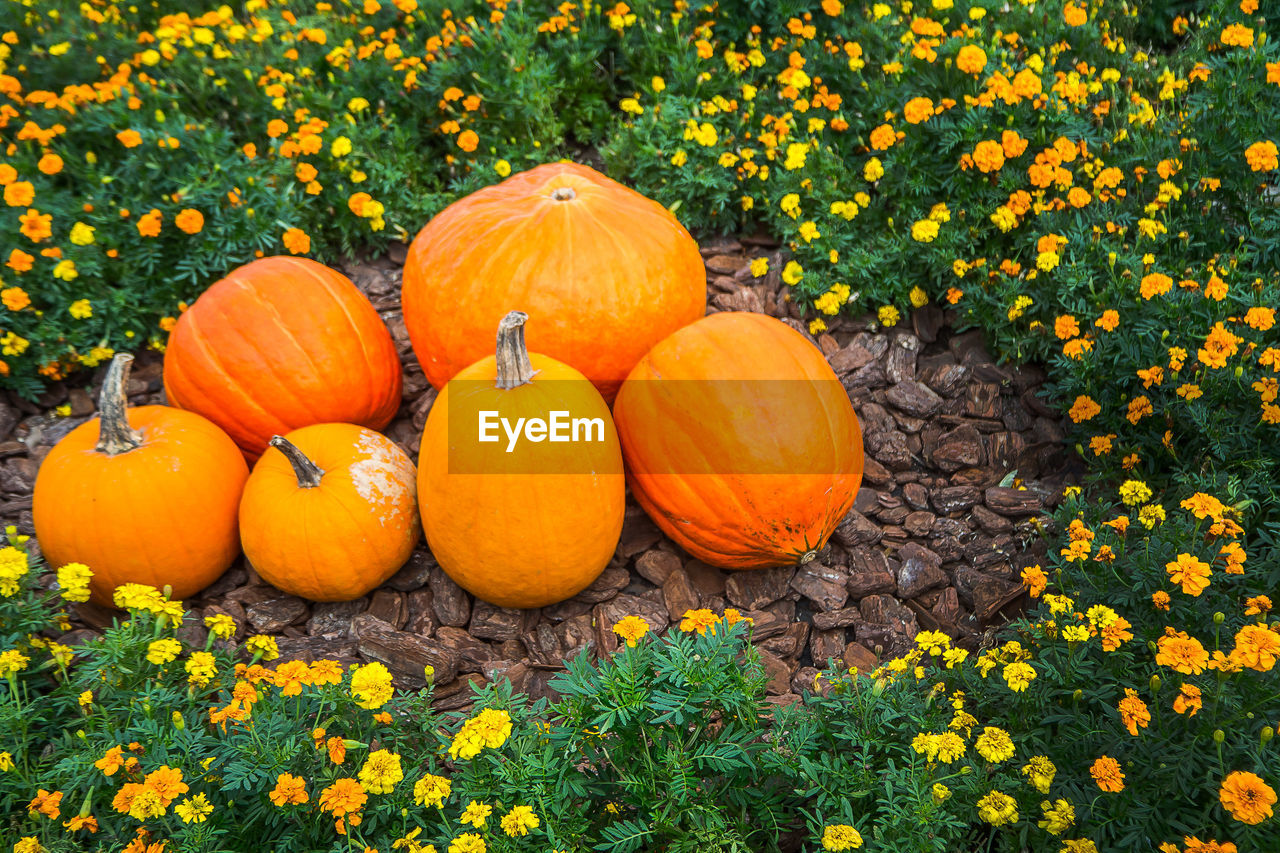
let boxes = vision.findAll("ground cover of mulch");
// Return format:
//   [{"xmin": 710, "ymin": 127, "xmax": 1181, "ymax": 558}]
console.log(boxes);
[{"xmin": 0, "ymin": 235, "xmax": 1080, "ymax": 710}]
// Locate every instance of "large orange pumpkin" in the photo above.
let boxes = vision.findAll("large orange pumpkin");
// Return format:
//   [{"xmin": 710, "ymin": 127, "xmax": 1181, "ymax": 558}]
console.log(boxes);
[
  {"xmin": 239, "ymin": 423, "xmax": 420, "ymax": 602},
  {"xmin": 163, "ymin": 256, "xmax": 402, "ymax": 460},
  {"xmin": 419, "ymin": 311, "xmax": 625, "ymax": 608},
  {"xmin": 613, "ymin": 312, "xmax": 863, "ymax": 570},
  {"xmin": 402, "ymin": 162, "xmax": 706, "ymax": 401},
  {"xmin": 33, "ymin": 354, "xmax": 248, "ymax": 605}
]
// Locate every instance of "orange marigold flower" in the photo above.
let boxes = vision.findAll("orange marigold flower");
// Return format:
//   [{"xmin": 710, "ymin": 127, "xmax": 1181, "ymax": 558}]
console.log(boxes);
[
  {"xmin": 174, "ymin": 209, "xmax": 204, "ymax": 235},
  {"xmin": 269, "ymin": 773, "xmax": 309, "ymax": 807},
  {"xmin": 1140, "ymin": 272, "xmax": 1173, "ymax": 299},
  {"xmin": 1245, "ymin": 141, "xmax": 1278, "ymax": 172},
  {"xmin": 869, "ymin": 123, "xmax": 897, "ymax": 150},
  {"xmin": 972, "ymin": 140, "xmax": 1004, "ymax": 173},
  {"xmin": 456, "ymin": 129, "xmax": 479, "ymax": 152},
  {"xmin": 19, "ymin": 208, "xmax": 52, "ymax": 242},
  {"xmin": 1126, "ymin": 395, "xmax": 1153, "ymax": 424},
  {"xmin": 318, "ymin": 777, "xmax": 367, "ymax": 818},
  {"xmin": 1068, "ymin": 395, "xmax": 1100, "ymax": 423},
  {"xmin": 1173, "ymin": 683, "xmax": 1201, "ymax": 717},
  {"xmin": 1090, "ymin": 755, "xmax": 1124, "ymax": 792},
  {"xmin": 1117, "ymin": 688, "xmax": 1150, "ymax": 736},
  {"xmin": 1166, "ymin": 553, "xmax": 1211, "ymax": 596},
  {"xmin": 1054, "ymin": 314, "xmax": 1080, "ymax": 340},
  {"xmin": 282, "ymin": 227, "xmax": 310, "ymax": 255},
  {"xmin": 6, "ymin": 249, "xmax": 34, "ymax": 272},
  {"xmin": 1219, "ymin": 771, "xmax": 1276, "ymax": 825},
  {"xmin": 117, "ymin": 129, "xmax": 142, "ymax": 147},
  {"xmin": 136, "ymin": 209, "xmax": 162, "ymax": 238},
  {"xmin": 1155, "ymin": 630, "xmax": 1209, "ymax": 674},
  {"xmin": 1227, "ymin": 624, "xmax": 1280, "ymax": 672},
  {"xmin": 903, "ymin": 97, "xmax": 934, "ymax": 125},
  {"xmin": 956, "ymin": 45, "xmax": 986, "ymax": 75}
]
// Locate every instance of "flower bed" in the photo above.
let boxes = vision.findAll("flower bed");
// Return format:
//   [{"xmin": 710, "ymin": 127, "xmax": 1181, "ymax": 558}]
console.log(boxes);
[{"xmin": 1, "ymin": 0, "xmax": 1278, "ymax": 851}]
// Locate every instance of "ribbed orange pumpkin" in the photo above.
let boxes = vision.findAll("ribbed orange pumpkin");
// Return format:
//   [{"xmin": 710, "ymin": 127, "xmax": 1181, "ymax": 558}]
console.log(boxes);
[
  {"xmin": 419, "ymin": 312, "xmax": 625, "ymax": 608},
  {"xmin": 239, "ymin": 423, "xmax": 420, "ymax": 602},
  {"xmin": 33, "ymin": 354, "xmax": 248, "ymax": 605},
  {"xmin": 402, "ymin": 162, "xmax": 706, "ymax": 401},
  {"xmin": 613, "ymin": 312, "xmax": 863, "ymax": 570},
  {"xmin": 163, "ymin": 256, "xmax": 402, "ymax": 460}
]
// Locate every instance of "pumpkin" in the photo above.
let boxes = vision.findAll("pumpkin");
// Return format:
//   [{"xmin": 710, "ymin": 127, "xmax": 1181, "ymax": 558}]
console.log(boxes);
[
  {"xmin": 163, "ymin": 256, "xmax": 402, "ymax": 460},
  {"xmin": 32, "ymin": 354, "xmax": 248, "ymax": 605},
  {"xmin": 419, "ymin": 311, "xmax": 625, "ymax": 608},
  {"xmin": 612, "ymin": 312, "xmax": 863, "ymax": 570},
  {"xmin": 239, "ymin": 423, "xmax": 420, "ymax": 602},
  {"xmin": 402, "ymin": 161, "xmax": 706, "ymax": 401}
]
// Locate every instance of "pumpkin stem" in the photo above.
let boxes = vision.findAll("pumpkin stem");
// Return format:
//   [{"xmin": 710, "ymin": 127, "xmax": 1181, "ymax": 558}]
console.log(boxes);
[
  {"xmin": 270, "ymin": 435, "xmax": 325, "ymax": 488},
  {"xmin": 95, "ymin": 354, "xmax": 144, "ymax": 456},
  {"xmin": 494, "ymin": 310, "xmax": 536, "ymax": 389},
  {"xmin": 550, "ymin": 187, "xmax": 576, "ymax": 201},
  {"xmin": 798, "ymin": 549, "xmax": 818, "ymax": 565}
]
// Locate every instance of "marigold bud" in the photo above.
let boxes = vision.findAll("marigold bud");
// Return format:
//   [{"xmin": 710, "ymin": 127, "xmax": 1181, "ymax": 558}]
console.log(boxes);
[
  {"xmin": 1262, "ymin": 727, "xmax": 1274, "ymax": 746},
  {"xmin": 1213, "ymin": 729, "xmax": 1225, "ymax": 744},
  {"xmin": 1213, "ymin": 612, "xmax": 1225, "ymax": 625},
  {"xmin": 1149, "ymin": 674, "xmax": 1161, "ymax": 693}
]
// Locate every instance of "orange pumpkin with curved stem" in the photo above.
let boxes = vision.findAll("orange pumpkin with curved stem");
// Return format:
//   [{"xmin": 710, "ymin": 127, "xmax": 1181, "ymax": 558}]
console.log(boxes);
[
  {"xmin": 402, "ymin": 162, "xmax": 706, "ymax": 401},
  {"xmin": 613, "ymin": 312, "xmax": 864, "ymax": 570},
  {"xmin": 418, "ymin": 311, "xmax": 625, "ymax": 608},
  {"xmin": 163, "ymin": 256, "xmax": 402, "ymax": 461},
  {"xmin": 239, "ymin": 423, "xmax": 420, "ymax": 602},
  {"xmin": 32, "ymin": 354, "xmax": 248, "ymax": 605}
]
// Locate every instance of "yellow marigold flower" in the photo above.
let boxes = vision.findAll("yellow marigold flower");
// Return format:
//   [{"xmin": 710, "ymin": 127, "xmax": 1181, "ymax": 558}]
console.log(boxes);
[
  {"xmin": 359, "ymin": 749, "xmax": 404, "ymax": 795},
  {"xmin": 781, "ymin": 261, "xmax": 804, "ymax": 285},
  {"xmin": 448, "ymin": 708, "xmax": 512, "ymax": 760},
  {"xmin": 55, "ymin": 562, "xmax": 92, "ymax": 602},
  {"xmin": 1022, "ymin": 755, "xmax": 1056, "ymax": 794},
  {"xmin": 67, "ymin": 298, "xmax": 92, "ymax": 319},
  {"xmin": 500, "ymin": 805, "xmax": 540, "ymax": 837},
  {"xmin": 69, "ymin": 222, "xmax": 95, "ymax": 246},
  {"xmin": 976, "ymin": 790, "xmax": 1018, "ymax": 826},
  {"xmin": 204, "ymin": 613, "xmax": 236, "ymax": 640},
  {"xmin": 821, "ymin": 824, "xmax": 863, "ymax": 850},
  {"xmin": 1039, "ymin": 798, "xmax": 1075, "ymax": 835},
  {"xmin": 749, "ymin": 257, "xmax": 769, "ymax": 277},
  {"xmin": 911, "ymin": 219, "xmax": 939, "ymax": 243},
  {"xmin": 612, "ymin": 615, "xmax": 650, "ymax": 647},
  {"xmin": 175, "ymin": 791, "xmax": 213, "ymax": 823},
  {"xmin": 975, "ymin": 727, "xmax": 1015, "ymax": 763},
  {"xmin": 245, "ymin": 635, "xmax": 279, "ymax": 661},
  {"xmin": 863, "ymin": 157, "xmax": 884, "ymax": 181},
  {"xmin": 460, "ymin": 800, "xmax": 491, "ymax": 828},
  {"xmin": 1118, "ymin": 480, "xmax": 1152, "ymax": 505},
  {"xmin": 1219, "ymin": 771, "xmax": 1276, "ymax": 825},
  {"xmin": 414, "ymin": 774, "xmax": 452, "ymax": 807},
  {"xmin": 350, "ymin": 661, "xmax": 394, "ymax": 709},
  {"xmin": 878, "ymin": 305, "xmax": 900, "ymax": 327},
  {"xmin": 185, "ymin": 651, "xmax": 217, "ymax": 687},
  {"xmin": 146, "ymin": 638, "xmax": 181, "ymax": 665},
  {"xmin": 1002, "ymin": 661, "xmax": 1036, "ymax": 692},
  {"xmin": 448, "ymin": 833, "xmax": 486, "ymax": 853}
]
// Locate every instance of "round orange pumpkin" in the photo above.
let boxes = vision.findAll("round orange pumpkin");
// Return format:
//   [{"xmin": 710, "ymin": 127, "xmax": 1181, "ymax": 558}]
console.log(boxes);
[
  {"xmin": 419, "ymin": 311, "xmax": 625, "ymax": 608},
  {"xmin": 33, "ymin": 354, "xmax": 248, "ymax": 605},
  {"xmin": 402, "ymin": 162, "xmax": 706, "ymax": 401},
  {"xmin": 613, "ymin": 312, "xmax": 864, "ymax": 570},
  {"xmin": 163, "ymin": 256, "xmax": 402, "ymax": 460},
  {"xmin": 239, "ymin": 423, "xmax": 420, "ymax": 602}
]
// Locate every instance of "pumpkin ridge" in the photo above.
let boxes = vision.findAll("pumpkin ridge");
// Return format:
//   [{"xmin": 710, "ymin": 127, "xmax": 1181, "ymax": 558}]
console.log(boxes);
[
  {"xmin": 177, "ymin": 304, "xmax": 292, "ymax": 442},
  {"xmin": 289, "ymin": 257, "xmax": 393, "ymax": 420},
  {"xmin": 233, "ymin": 283, "xmax": 334, "ymax": 425}
]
